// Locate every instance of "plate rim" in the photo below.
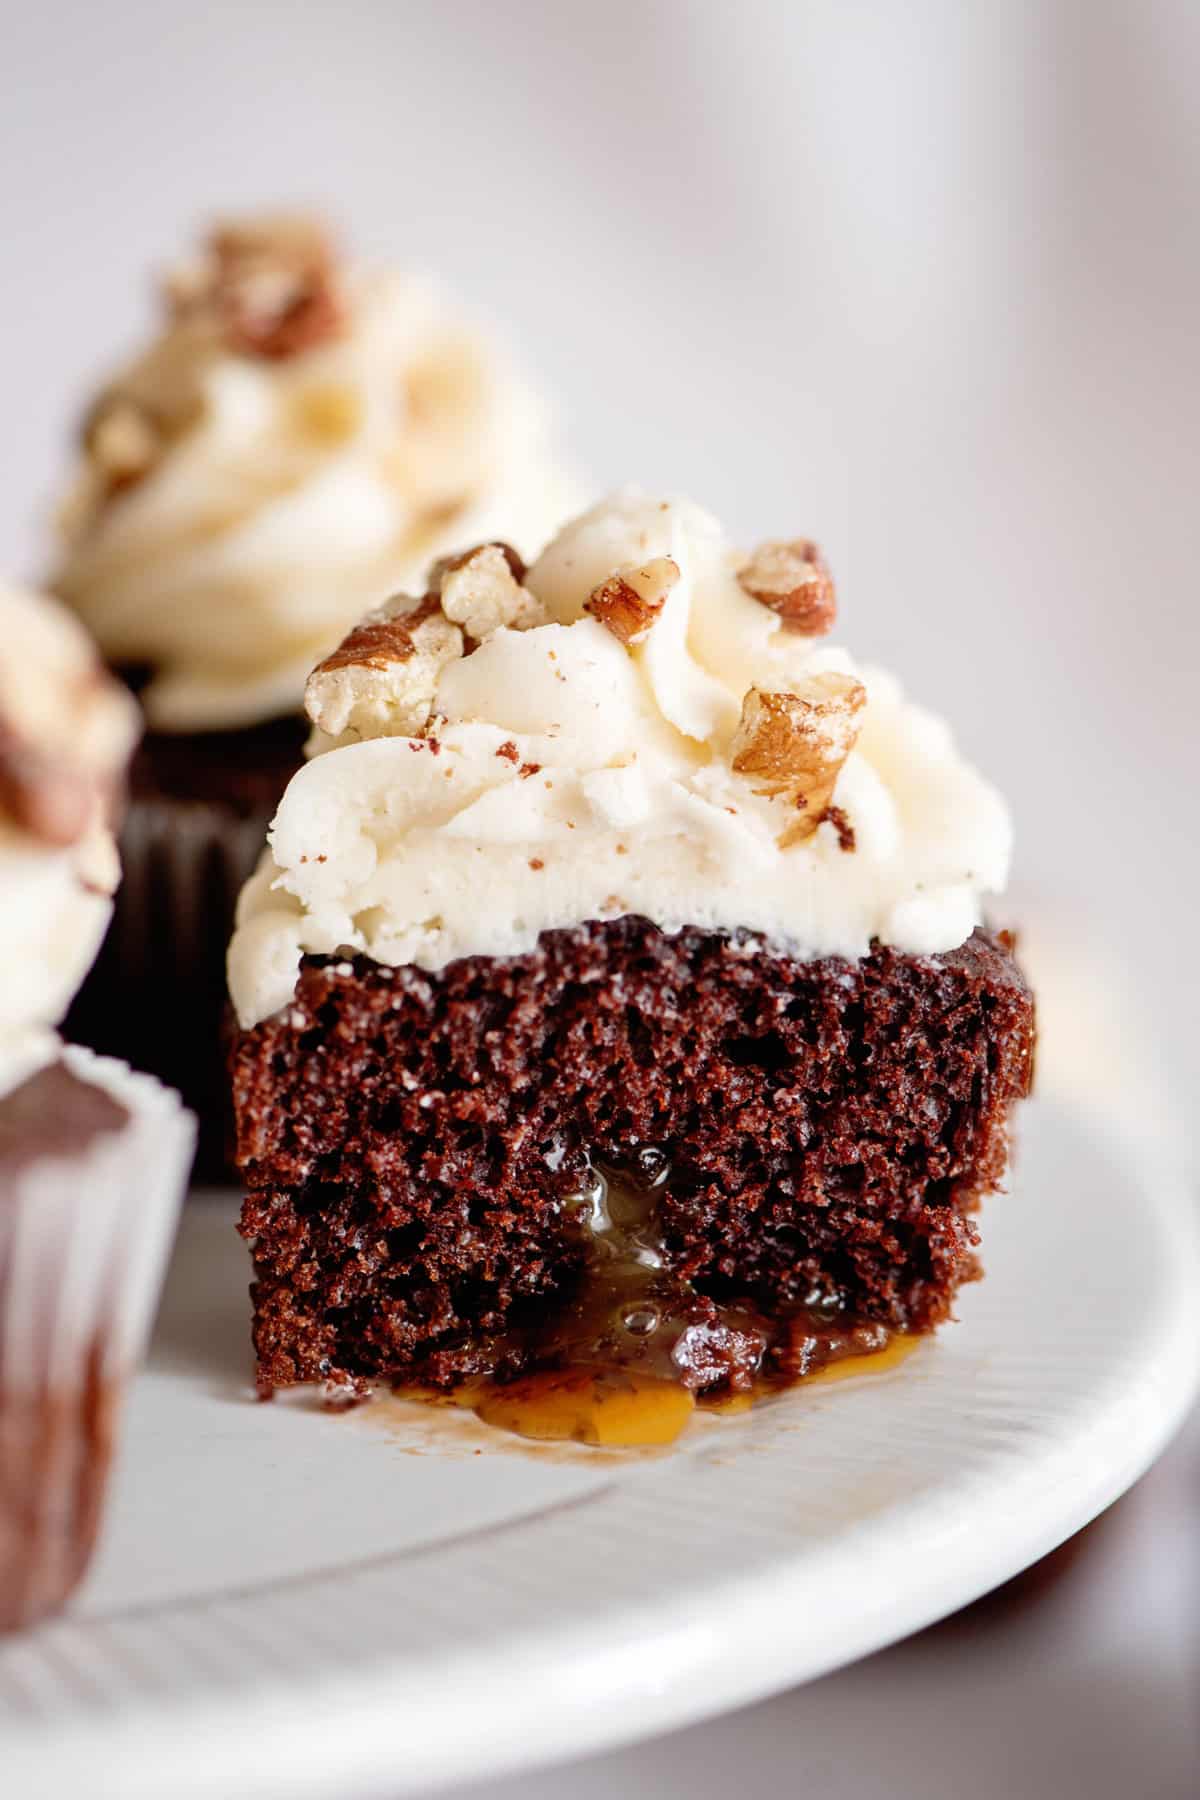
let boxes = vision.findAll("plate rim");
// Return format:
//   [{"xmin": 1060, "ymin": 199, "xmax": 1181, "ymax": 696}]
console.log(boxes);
[{"xmin": 3, "ymin": 1097, "xmax": 1199, "ymax": 1800}]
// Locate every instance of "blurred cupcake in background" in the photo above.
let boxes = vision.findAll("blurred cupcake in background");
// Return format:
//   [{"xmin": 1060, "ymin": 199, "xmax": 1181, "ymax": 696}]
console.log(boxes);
[
  {"xmin": 52, "ymin": 213, "xmax": 577, "ymax": 1164},
  {"xmin": 0, "ymin": 583, "xmax": 194, "ymax": 1634}
]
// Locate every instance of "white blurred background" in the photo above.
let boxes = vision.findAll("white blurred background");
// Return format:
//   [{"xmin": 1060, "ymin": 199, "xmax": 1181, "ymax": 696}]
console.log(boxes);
[{"xmin": 3, "ymin": 3, "xmax": 1197, "ymax": 1795}]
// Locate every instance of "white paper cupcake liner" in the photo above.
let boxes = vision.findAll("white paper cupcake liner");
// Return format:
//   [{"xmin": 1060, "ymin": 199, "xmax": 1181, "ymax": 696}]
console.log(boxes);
[{"xmin": 0, "ymin": 1049, "xmax": 195, "ymax": 1631}]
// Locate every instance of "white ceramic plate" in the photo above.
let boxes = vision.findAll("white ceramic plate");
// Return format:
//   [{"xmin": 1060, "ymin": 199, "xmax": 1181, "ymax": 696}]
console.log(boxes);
[{"xmin": 2, "ymin": 1096, "xmax": 1198, "ymax": 1800}]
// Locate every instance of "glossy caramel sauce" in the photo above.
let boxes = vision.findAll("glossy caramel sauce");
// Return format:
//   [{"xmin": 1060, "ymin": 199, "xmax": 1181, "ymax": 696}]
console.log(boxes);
[{"xmin": 394, "ymin": 1158, "xmax": 921, "ymax": 1450}]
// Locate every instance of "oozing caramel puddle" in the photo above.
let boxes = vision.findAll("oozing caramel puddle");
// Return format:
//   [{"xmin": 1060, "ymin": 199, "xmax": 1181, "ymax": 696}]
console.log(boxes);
[{"xmin": 392, "ymin": 1158, "xmax": 922, "ymax": 1450}]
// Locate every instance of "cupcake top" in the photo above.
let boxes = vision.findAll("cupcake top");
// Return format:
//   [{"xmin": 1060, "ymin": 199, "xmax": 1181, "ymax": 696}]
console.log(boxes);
[
  {"xmin": 53, "ymin": 214, "xmax": 575, "ymax": 734},
  {"xmin": 0, "ymin": 584, "xmax": 139, "ymax": 1095},
  {"xmin": 228, "ymin": 491, "xmax": 1012, "ymax": 1029}
]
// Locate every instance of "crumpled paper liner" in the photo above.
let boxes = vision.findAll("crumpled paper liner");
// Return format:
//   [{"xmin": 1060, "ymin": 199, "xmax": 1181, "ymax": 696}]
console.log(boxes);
[{"xmin": 0, "ymin": 1049, "xmax": 194, "ymax": 1632}]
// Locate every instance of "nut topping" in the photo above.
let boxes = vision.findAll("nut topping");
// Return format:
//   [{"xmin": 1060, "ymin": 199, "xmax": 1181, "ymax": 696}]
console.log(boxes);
[
  {"xmin": 67, "ymin": 216, "xmax": 345, "ymax": 530},
  {"xmin": 84, "ymin": 401, "xmax": 162, "ymax": 489},
  {"xmin": 730, "ymin": 674, "xmax": 866, "ymax": 846},
  {"xmin": 584, "ymin": 557, "xmax": 680, "ymax": 646},
  {"xmin": 170, "ymin": 214, "xmax": 344, "ymax": 361},
  {"xmin": 209, "ymin": 214, "xmax": 333, "ymax": 269},
  {"xmin": 820, "ymin": 803, "xmax": 857, "ymax": 853},
  {"xmin": 66, "ymin": 395, "xmax": 170, "ymax": 522},
  {"xmin": 435, "ymin": 543, "xmax": 546, "ymax": 640},
  {"xmin": 428, "ymin": 540, "xmax": 527, "ymax": 588},
  {"xmin": 737, "ymin": 539, "xmax": 836, "ymax": 635},
  {"xmin": 305, "ymin": 594, "xmax": 463, "ymax": 740}
]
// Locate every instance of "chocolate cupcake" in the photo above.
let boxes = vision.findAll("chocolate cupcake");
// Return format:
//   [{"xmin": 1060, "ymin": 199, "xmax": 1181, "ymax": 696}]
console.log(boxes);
[
  {"xmin": 0, "ymin": 584, "xmax": 194, "ymax": 1632},
  {"xmin": 52, "ymin": 213, "xmax": 576, "ymax": 1165},
  {"xmin": 227, "ymin": 494, "xmax": 1032, "ymax": 1445}
]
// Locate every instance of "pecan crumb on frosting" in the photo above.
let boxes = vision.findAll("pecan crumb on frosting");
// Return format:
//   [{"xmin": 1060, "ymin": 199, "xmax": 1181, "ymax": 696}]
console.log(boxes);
[
  {"xmin": 584, "ymin": 557, "xmax": 680, "ymax": 646},
  {"xmin": 731, "ymin": 675, "xmax": 866, "ymax": 847},
  {"xmin": 82, "ymin": 401, "xmax": 162, "ymax": 493},
  {"xmin": 71, "ymin": 216, "xmax": 345, "ymax": 520},
  {"xmin": 304, "ymin": 593, "xmax": 462, "ymax": 741},
  {"xmin": 821, "ymin": 804, "xmax": 857, "ymax": 854},
  {"xmin": 171, "ymin": 213, "xmax": 345, "ymax": 361},
  {"xmin": 435, "ymin": 543, "xmax": 547, "ymax": 640},
  {"xmin": 737, "ymin": 539, "xmax": 836, "ymax": 635},
  {"xmin": 428, "ymin": 540, "xmax": 527, "ymax": 589}
]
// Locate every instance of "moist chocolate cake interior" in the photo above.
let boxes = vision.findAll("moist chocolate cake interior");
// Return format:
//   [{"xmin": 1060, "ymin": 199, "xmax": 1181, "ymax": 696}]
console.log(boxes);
[{"xmin": 233, "ymin": 916, "xmax": 1034, "ymax": 1438}]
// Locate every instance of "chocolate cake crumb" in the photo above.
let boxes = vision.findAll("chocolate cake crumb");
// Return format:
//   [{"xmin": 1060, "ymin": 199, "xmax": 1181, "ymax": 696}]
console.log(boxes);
[{"xmin": 231, "ymin": 918, "xmax": 1034, "ymax": 1396}]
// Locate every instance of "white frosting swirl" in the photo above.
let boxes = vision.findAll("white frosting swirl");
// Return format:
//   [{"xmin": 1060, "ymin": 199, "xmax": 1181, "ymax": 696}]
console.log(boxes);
[
  {"xmin": 0, "ymin": 584, "xmax": 138, "ymax": 1096},
  {"xmin": 54, "ymin": 264, "xmax": 575, "ymax": 732},
  {"xmin": 229, "ymin": 492, "xmax": 1012, "ymax": 1029}
]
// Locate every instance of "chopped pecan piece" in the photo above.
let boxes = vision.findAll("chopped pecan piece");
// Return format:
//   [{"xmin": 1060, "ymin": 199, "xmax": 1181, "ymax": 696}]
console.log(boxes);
[
  {"xmin": 305, "ymin": 593, "xmax": 462, "ymax": 740},
  {"xmin": 584, "ymin": 557, "xmax": 680, "ymax": 646},
  {"xmin": 731, "ymin": 674, "xmax": 866, "ymax": 846},
  {"xmin": 428, "ymin": 540, "xmax": 527, "ymax": 588},
  {"xmin": 737, "ymin": 539, "xmax": 836, "ymax": 635},
  {"xmin": 209, "ymin": 214, "xmax": 333, "ymax": 269},
  {"xmin": 171, "ymin": 214, "xmax": 344, "ymax": 360},
  {"xmin": 820, "ymin": 803, "xmax": 857, "ymax": 853},
  {"xmin": 83, "ymin": 401, "xmax": 161, "ymax": 489},
  {"xmin": 435, "ymin": 543, "xmax": 545, "ymax": 640}
]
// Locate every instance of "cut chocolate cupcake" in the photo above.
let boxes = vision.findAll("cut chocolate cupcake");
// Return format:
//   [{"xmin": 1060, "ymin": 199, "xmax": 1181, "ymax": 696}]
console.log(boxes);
[
  {"xmin": 234, "ymin": 921, "xmax": 1032, "ymax": 1399},
  {"xmin": 228, "ymin": 492, "xmax": 1033, "ymax": 1443}
]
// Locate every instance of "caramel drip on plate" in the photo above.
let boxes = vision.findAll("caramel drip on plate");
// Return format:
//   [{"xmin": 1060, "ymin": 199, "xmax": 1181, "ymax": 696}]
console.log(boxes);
[{"xmin": 390, "ymin": 1158, "xmax": 922, "ymax": 1450}]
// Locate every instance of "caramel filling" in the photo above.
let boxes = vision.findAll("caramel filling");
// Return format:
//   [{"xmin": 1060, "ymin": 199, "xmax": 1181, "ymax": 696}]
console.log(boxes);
[{"xmin": 395, "ymin": 1157, "xmax": 914, "ymax": 1450}]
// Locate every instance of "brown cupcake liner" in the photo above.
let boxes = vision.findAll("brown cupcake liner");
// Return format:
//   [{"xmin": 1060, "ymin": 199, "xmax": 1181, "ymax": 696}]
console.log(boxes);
[
  {"xmin": 67, "ymin": 795, "xmax": 270, "ymax": 1178},
  {"xmin": 0, "ymin": 1049, "xmax": 194, "ymax": 1632}
]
